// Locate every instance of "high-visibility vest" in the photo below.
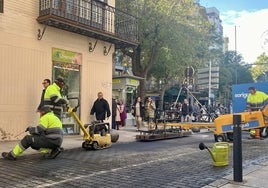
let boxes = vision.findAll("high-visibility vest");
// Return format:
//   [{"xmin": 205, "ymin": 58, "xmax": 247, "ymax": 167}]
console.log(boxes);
[
  {"xmin": 247, "ymin": 91, "xmax": 268, "ymax": 108},
  {"xmin": 44, "ymin": 83, "xmax": 63, "ymax": 117}
]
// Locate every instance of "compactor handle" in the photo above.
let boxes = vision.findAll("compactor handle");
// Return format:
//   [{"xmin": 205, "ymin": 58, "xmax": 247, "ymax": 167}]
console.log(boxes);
[{"xmin": 67, "ymin": 97, "xmax": 80, "ymax": 112}]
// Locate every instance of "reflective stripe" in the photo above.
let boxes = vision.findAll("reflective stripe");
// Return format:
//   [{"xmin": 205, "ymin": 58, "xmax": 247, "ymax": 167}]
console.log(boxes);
[
  {"xmin": 11, "ymin": 143, "xmax": 25, "ymax": 157},
  {"xmin": 39, "ymin": 148, "xmax": 50, "ymax": 154}
]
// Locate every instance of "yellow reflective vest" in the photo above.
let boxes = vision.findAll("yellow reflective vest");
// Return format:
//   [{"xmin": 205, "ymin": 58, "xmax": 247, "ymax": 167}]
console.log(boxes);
[
  {"xmin": 247, "ymin": 91, "xmax": 268, "ymax": 109},
  {"xmin": 44, "ymin": 83, "xmax": 63, "ymax": 117}
]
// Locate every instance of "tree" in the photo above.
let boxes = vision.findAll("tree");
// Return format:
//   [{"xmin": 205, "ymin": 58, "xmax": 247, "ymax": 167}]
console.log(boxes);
[
  {"xmin": 250, "ymin": 53, "xmax": 268, "ymax": 82},
  {"xmin": 218, "ymin": 50, "xmax": 253, "ymax": 105},
  {"xmin": 116, "ymin": 0, "xmax": 211, "ymax": 108}
]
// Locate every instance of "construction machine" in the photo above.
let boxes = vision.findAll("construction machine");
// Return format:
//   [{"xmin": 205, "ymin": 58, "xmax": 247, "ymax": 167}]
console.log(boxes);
[
  {"xmin": 67, "ymin": 98, "xmax": 118, "ymax": 149},
  {"xmin": 213, "ymin": 105, "xmax": 268, "ymax": 142}
]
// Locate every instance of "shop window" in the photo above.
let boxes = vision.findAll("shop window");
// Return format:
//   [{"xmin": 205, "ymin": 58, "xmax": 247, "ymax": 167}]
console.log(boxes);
[{"xmin": 0, "ymin": 0, "xmax": 3, "ymax": 13}]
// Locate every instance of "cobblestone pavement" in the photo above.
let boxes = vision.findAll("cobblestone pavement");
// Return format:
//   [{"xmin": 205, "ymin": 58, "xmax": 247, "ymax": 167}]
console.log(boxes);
[{"xmin": 1, "ymin": 131, "xmax": 268, "ymax": 188}]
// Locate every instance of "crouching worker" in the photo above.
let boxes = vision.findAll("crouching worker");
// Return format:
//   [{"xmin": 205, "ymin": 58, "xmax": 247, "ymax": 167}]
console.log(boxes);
[{"xmin": 2, "ymin": 106, "xmax": 63, "ymax": 160}]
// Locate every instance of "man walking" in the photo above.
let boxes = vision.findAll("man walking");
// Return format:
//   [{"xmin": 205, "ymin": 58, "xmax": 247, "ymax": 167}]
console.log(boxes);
[{"xmin": 90, "ymin": 92, "xmax": 111, "ymax": 121}]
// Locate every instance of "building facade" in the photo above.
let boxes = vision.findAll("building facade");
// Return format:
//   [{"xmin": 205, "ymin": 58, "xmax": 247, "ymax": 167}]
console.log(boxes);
[{"xmin": 0, "ymin": 0, "xmax": 138, "ymax": 140}]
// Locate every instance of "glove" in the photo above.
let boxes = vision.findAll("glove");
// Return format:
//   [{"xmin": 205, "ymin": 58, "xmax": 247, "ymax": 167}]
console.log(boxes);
[
  {"xmin": 25, "ymin": 126, "xmax": 31, "ymax": 132},
  {"xmin": 25, "ymin": 126, "xmax": 35, "ymax": 134},
  {"xmin": 58, "ymin": 98, "xmax": 68, "ymax": 104}
]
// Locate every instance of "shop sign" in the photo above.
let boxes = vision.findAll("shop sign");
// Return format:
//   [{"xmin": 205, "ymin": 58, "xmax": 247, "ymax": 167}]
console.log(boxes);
[{"xmin": 52, "ymin": 48, "xmax": 82, "ymax": 65}]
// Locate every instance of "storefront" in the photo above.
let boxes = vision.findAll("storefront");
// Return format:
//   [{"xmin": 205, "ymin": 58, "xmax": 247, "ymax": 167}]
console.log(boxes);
[
  {"xmin": 52, "ymin": 48, "xmax": 82, "ymax": 134},
  {"xmin": 112, "ymin": 75, "xmax": 142, "ymax": 112}
]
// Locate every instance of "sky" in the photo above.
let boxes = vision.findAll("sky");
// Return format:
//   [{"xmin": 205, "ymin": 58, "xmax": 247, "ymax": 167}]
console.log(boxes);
[{"xmin": 199, "ymin": 0, "xmax": 268, "ymax": 63}]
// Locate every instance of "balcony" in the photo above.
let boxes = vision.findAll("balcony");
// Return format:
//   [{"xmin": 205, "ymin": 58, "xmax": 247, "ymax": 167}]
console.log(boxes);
[{"xmin": 37, "ymin": 0, "xmax": 139, "ymax": 49}]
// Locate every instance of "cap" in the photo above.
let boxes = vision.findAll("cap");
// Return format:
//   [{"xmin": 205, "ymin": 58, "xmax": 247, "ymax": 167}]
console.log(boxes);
[
  {"xmin": 55, "ymin": 77, "xmax": 65, "ymax": 84},
  {"xmin": 39, "ymin": 106, "xmax": 51, "ymax": 113},
  {"xmin": 249, "ymin": 87, "xmax": 256, "ymax": 90}
]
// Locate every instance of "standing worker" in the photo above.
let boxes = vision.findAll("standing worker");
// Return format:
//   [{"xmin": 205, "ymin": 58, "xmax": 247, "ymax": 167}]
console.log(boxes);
[
  {"xmin": 247, "ymin": 87, "xmax": 268, "ymax": 111},
  {"xmin": 90, "ymin": 92, "xmax": 111, "ymax": 122},
  {"xmin": 247, "ymin": 86, "xmax": 268, "ymax": 139},
  {"xmin": 43, "ymin": 77, "xmax": 68, "ymax": 120},
  {"xmin": 2, "ymin": 106, "xmax": 63, "ymax": 160},
  {"xmin": 37, "ymin": 78, "xmax": 51, "ymax": 112}
]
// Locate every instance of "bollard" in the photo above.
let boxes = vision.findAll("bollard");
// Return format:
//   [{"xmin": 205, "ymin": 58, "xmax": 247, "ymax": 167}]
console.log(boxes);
[{"xmin": 233, "ymin": 114, "xmax": 242, "ymax": 182}]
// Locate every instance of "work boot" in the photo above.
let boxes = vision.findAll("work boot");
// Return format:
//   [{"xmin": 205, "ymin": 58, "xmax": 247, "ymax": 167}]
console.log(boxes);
[
  {"xmin": 2, "ymin": 152, "xmax": 16, "ymax": 160},
  {"xmin": 43, "ymin": 147, "xmax": 64, "ymax": 159}
]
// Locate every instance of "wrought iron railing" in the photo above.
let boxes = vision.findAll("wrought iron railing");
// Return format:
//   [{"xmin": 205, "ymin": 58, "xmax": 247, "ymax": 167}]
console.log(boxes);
[{"xmin": 38, "ymin": 0, "xmax": 138, "ymax": 47}]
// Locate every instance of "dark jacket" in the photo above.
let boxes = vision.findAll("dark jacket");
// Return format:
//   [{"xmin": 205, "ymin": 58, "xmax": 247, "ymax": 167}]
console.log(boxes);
[
  {"xmin": 90, "ymin": 98, "xmax": 111, "ymax": 120},
  {"xmin": 37, "ymin": 89, "xmax": 46, "ymax": 111},
  {"xmin": 112, "ymin": 98, "xmax": 117, "ymax": 117},
  {"xmin": 132, "ymin": 102, "xmax": 145, "ymax": 118},
  {"xmin": 181, "ymin": 104, "xmax": 193, "ymax": 116}
]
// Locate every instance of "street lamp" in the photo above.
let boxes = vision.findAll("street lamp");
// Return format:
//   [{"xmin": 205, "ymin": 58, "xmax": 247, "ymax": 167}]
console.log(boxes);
[{"xmin": 208, "ymin": 46, "xmax": 216, "ymax": 106}]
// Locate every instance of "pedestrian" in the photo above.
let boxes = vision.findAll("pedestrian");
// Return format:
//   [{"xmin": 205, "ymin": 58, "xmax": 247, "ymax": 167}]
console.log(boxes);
[
  {"xmin": 90, "ymin": 92, "xmax": 111, "ymax": 122},
  {"xmin": 119, "ymin": 99, "xmax": 127, "ymax": 127},
  {"xmin": 132, "ymin": 96, "xmax": 144, "ymax": 131},
  {"xmin": 192, "ymin": 101, "xmax": 201, "ymax": 122},
  {"xmin": 2, "ymin": 106, "xmax": 63, "ymax": 160},
  {"xmin": 111, "ymin": 96, "xmax": 117, "ymax": 129},
  {"xmin": 43, "ymin": 77, "xmax": 68, "ymax": 120},
  {"xmin": 181, "ymin": 98, "xmax": 193, "ymax": 122},
  {"xmin": 145, "ymin": 96, "xmax": 156, "ymax": 130},
  {"xmin": 115, "ymin": 101, "xmax": 121, "ymax": 130},
  {"xmin": 37, "ymin": 78, "xmax": 51, "ymax": 112}
]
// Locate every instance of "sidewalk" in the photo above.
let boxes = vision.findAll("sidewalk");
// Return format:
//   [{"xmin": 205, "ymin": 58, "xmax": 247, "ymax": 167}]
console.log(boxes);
[
  {"xmin": 1, "ymin": 126, "xmax": 268, "ymax": 188},
  {"xmin": 204, "ymin": 161, "xmax": 268, "ymax": 188}
]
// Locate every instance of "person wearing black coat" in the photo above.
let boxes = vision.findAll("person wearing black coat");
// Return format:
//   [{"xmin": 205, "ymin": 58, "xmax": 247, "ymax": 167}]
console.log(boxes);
[
  {"xmin": 181, "ymin": 98, "xmax": 193, "ymax": 122},
  {"xmin": 90, "ymin": 92, "xmax": 111, "ymax": 121},
  {"xmin": 37, "ymin": 79, "xmax": 51, "ymax": 112}
]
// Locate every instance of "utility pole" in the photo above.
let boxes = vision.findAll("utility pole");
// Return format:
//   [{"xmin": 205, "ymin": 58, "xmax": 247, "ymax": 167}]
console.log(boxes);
[
  {"xmin": 235, "ymin": 25, "xmax": 238, "ymax": 84},
  {"xmin": 208, "ymin": 60, "xmax": 212, "ymax": 106},
  {"xmin": 235, "ymin": 25, "xmax": 237, "ymax": 54}
]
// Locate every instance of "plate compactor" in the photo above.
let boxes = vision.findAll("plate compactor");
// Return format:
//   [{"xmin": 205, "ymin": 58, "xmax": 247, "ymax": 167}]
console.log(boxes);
[{"xmin": 67, "ymin": 98, "xmax": 119, "ymax": 150}]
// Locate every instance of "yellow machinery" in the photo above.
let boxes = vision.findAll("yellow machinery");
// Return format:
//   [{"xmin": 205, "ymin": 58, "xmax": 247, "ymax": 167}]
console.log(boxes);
[
  {"xmin": 139, "ymin": 104, "xmax": 268, "ymax": 142},
  {"xmin": 136, "ymin": 120, "xmax": 214, "ymax": 141},
  {"xmin": 67, "ymin": 98, "xmax": 113, "ymax": 149},
  {"xmin": 213, "ymin": 105, "xmax": 268, "ymax": 142}
]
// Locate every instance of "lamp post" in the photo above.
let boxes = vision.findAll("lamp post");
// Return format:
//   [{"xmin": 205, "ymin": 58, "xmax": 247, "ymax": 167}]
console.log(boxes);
[
  {"xmin": 235, "ymin": 25, "xmax": 237, "ymax": 54},
  {"xmin": 208, "ymin": 60, "xmax": 212, "ymax": 106}
]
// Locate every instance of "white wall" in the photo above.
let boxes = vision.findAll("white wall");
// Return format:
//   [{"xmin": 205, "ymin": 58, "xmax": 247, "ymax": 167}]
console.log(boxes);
[{"xmin": 0, "ymin": 0, "xmax": 114, "ymax": 140}]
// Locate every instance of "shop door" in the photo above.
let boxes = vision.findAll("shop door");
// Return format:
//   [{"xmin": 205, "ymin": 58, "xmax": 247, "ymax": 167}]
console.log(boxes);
[{"xmin": 52, "ymin": 48, "xmax": 82, "ymax": 134}]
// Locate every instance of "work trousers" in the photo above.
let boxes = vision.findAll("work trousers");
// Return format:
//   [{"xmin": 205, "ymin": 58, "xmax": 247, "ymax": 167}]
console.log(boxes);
[{"xmin": 21, "ymin": 135, "xmax": 62, "ymax": 151}]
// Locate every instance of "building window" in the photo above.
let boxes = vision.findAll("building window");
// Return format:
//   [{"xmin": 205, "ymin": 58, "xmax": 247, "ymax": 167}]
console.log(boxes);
[
  {"xmin": 0, "ymin": 0, "xmax": 3, "ymax": 13},
  {"xmin": 98, "ymin": 0, "xmax": 107, "ymax": 4}
]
